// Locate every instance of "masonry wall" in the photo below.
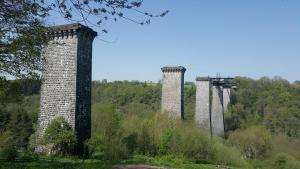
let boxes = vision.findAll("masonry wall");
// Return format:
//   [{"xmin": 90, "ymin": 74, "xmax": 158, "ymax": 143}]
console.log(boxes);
[
  {"xmin": 211, "ymin": 85, "xmax": 224, "ymax": 136},
  {"xmin": 38, "ymin": 35, "xmax": 78, "ymax": 140},
  {"xmin": 161, "ymin": 68, "xmax": 185, "ymax": 119},
  {"xmin": 195, "ymin": 79, "xmax": 211, "ymax": 131},
  {"xmin": 223, "ymin": 88, "xmax": 231, "ymax": 113},
  {"xmin": 75, "ymin": 32, "xmax": 93, "ymax": 143},
  {"xmin": 37, "ymin": 24, "xmax": 96, "ymax": 153}
]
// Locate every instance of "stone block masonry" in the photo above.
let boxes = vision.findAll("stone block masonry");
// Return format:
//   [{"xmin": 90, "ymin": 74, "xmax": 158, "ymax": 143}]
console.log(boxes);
[
  {"xmin": 195, "ymin": 77, "xmax": 236, "ymax": 137},
  {"xmin": 211, "ymin": 85, "xmax": 224, "ymax": 136},
  {"xmin": 222, "ymin": 87, "xmax": 231, "ymax": 113},
  {"xmin": 195, "ymin": 77, "xmax": 211, "ymax": 131},
  {"xmin": 161, "ymin": 66, "xmax": 186, "ymax": 119},
  {"xmin": 36, "ymin": 23, "xmax": 97, "ymax": 153}
]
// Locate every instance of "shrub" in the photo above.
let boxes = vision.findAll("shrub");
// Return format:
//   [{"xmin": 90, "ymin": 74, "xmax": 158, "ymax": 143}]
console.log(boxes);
[
  {"xmin": 136, "ymin": 119, "xmax": 159, "ymax": 155},
  {"xmin": 40, "ymin": 117, "xmax": 77, "ymax": 155},
  {"xmin": 0, "ymin": 130, "xmax": 18, "ymax": 161},
  {"xmin": 210, "ymin": 142, "xmax": 246, "ymax": 166},
  {"xmin": 90, "ymin": 111, "xmax": 247, "ymax": 166},
  {"xmin": 122, "ymin": 132, "xmax": 138, "ymax": 155},
  {"xmin": 159, "ymin": 128, "xmax": 176, "ymax": 155},
  {"xmin": 120, "ymin": 113, "xmax": 247, "ymax": 166},
  {"xmin": 88, "ymin": 134, "xmax": 128, "ymax": 161},
  {"xmin": 0, "ymin": 146, "xmax": 18, "ymax": 162},
  {"xmin": 271, "ymin": 134, "xmax": 300, "ymax": 160},
  {"xmin": 228, "ymin": 126, "xmax": 272, "ymax": 159},
  {"xmin": 274, "ymin": 154, "xmax": 288, "ymax": 169},
  {"xmin": 272, "ymin": 154, "xmax": 300, "ymax": 169},
  {"xmin": 89, "ymin": 104, "xmax": 128, "ymax": 161}
]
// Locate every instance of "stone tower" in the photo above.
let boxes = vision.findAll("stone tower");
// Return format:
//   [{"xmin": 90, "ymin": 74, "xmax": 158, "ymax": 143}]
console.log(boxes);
[
  {"xmin": 161, "ymin": 66, "xmax": 186, "ymax": 119},
  {"xmin": 211, "ymin": 85, "xmax": 224, "ymax": 136},
  {"xmin": 37, "ymin": 23, "xmax": 97, "ymax": 153},
  {"xmin": 195, "ymin": 77, "xmax": 211, "ymax": 131}
]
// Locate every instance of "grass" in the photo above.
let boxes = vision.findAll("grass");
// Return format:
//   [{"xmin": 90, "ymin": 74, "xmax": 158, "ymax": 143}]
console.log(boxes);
[
  {"xmin": 0, "ymin": 157, "xmax": 112, "ymax": 169},
  {"xmin": 120, "ymin": 155, "xmax": 245, "ymax": 169},
  {"xmin": 0, "ymin": 155, "xmax": 247, "ymax": 169}
]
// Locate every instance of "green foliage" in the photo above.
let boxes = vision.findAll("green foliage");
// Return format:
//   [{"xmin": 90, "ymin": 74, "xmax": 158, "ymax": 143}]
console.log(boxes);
[
  {"xmin": 0, "ymin": 107, "xmax": 33, "ymax": 150},
  {"xmin": 271, "ymin": 134, "xmax": 300, "ymax": 160},
  {"xmin": 0, "ymin": 146, "xmax": 18, "ymax": 162},
  {"xmin": 92, "ymin": 81, "xmax": 161, "ymax": 115},
  {"xmin": 89, "ymin": 106, "xmax": 247, "ymax": 166},
  {"xmin": 159, "ymin": 128, "xmax": 176, "ymax": 154},
  {"xmin": 7, "ymin": 108, "xmax": 33, "ymax": 148},
  {"xmin": 0, "ymin": 79, "xmax": 23, "ymax": 106},
  {"xmin": 274, "ymin": 155, "xmax": 288, "ymax": 169},
  {"xmin": 119, "ymin": 113, "xmax": 247, "ymax": 166},
  {"xmin": 0, "ymin": 157, "xmax": 112, "ymax": 169},
  {"xmin": 0, "ymin": 0, "xmax": 47, "ymax": 78},
  {"xmin": 271, "ymin": 154, "xmax": 300, "ymax": 169},
  {"xmin": 226, "ymin": 77, "xmax": 300, "ymax": 138},
  {"xmin": 209, "ymin": 142, "xmax": 248, "ymax": 167},
  {"xmin": 0, "ymin": 131, "xmax": 19, "ymax": 162},
  {"xmin": 184, "ymin": 83, "xmax": 196, "ymax": 120},
  {"xmin": 1, "ymin": 79, "xmax": 300, "ymax": 168},
  {"xmin": 41, "ymin": 117, "xmax": 77, "ymax": 155},
  {"xmin": 89, "ymin": 104, "xmax": 127, "ymax": 161},
  {"xmin": 228, "ymin": 126, "xmax": 272, "ymax": 159},
  {"xmin": 121, "ymin": 155, "xmax": 244, "ymax": 169}
]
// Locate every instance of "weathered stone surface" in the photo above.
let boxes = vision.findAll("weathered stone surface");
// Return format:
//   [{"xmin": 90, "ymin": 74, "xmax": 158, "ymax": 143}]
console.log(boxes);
[
  {"xmin": 36, "ymin": 23, "xmax": 97, "ymax": 153},
  {"xmin": 211, "ymin": 85, "xmax": 224, "ymax": 136},
  {"xmin": 195, "ymin": 77, "xmax": 211, "ymax": 131},
  {"xmin": 161, "ymin": 66, "xmax": 186, "ymax": 119},
  {"xmin": 195, "ymin": 77, "xmax": 234, "ymax": 137},
  {"xmin": 222, "ymin": 87, "xmax": 231, "ymax": 112}
]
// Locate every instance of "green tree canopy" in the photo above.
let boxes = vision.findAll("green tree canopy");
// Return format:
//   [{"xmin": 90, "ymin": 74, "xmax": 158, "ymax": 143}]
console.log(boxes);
[{"xmin": 0, "ymin": 0, "xmax": 167, "ymax": 79}]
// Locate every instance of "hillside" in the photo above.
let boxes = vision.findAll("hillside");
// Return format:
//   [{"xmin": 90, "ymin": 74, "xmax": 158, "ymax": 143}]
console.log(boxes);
[{"xmin": 1, "ymin": 77, "xmax": 300, "ymax": 169}]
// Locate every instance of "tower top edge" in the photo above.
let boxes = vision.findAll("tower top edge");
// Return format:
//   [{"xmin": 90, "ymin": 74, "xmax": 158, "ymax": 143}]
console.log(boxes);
[
  {"xmin": 46, "ymin": 23, "xmax": 97, "ymax": 37},
  {"xmin": 196, "ymin": 77, "xmax": 210, "ymax": 81},
  {"xmin": 161, "ymin": 66, "xmax": 186, "ymax": 72}
]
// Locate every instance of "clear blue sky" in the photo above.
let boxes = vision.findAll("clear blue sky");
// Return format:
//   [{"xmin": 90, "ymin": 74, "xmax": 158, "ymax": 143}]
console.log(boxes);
[{"xmin": 48, "ymin": 0, "xmax": 300, "ymax": 82}]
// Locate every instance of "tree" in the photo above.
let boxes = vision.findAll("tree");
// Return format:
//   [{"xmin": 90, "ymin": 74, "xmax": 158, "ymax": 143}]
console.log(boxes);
[
  {"xmin": 41, "ymin": 117, "xmax": 77, "ymax": 155},
  {"xmin": 228, "ymin": 126, "xmax": 272, "ymax": 159},
  {"xmin": 0, "ymin": 0, "xmax": 167, "ymax": 79},
  {"xmin": 0, "ymin": 0, "xmax": 48, "ymax": 78}
]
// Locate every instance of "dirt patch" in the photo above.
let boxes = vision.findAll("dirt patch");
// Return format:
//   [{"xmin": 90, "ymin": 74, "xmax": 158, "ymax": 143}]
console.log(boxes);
[{"xmin": 113, "ymin": 164, "xmax": 169, "ymax": 169}]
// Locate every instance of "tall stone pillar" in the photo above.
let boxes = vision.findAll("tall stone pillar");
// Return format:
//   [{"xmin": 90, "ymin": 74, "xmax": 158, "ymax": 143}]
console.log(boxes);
[
  {"xmin": 161, "ymin": 66, "xmax": 186, "ymax": 119},
  {"xmin": 195, "ymin": 77, "xmax": 211, "ymax": 131},
  {"xmin": 211, "ymin": 85, "xmax": 224, "ymax": 136},
  {"xmin": 37, "ymin": 24, "xmax": 97, "ymax": 153},
  {"xmin": 223, "ymin": 87, "xmax": 231, "ymax": 112}
]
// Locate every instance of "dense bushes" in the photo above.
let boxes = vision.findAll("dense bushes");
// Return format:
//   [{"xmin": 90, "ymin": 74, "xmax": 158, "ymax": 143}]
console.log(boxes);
[
  {"xmin": 1, "ymin": 79, "xmax": 300, "ymax": 168},
  {"xmin": 41, "ymin": 117, "xmax": 77, "ymax": 155},
  {"xmin": 89, "ymin": 105, "xmax": 246, "ymax": 166},
  {"xmin": 228, "ymin": 126, "xmax": 272, "ymax": 159},
  {"xmin": 88, "ymin": 104, "xmax": 127, "ymax": 161},
  {"xmin": 226, "ymin": 77, "xmax": 300, "ymax": 138},
  {"xmin": 0, "ymin": 146, "xmax": 18, "ymax": 162}
]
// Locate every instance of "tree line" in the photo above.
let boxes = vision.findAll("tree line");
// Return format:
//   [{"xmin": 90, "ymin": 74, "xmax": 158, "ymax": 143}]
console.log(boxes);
[{"xmin": 0, "ymin": 77, "xmax": 300, "ymax": 168}]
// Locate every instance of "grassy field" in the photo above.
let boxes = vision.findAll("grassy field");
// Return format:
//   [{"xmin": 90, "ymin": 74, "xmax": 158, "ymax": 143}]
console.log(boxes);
[{"xmin": 0, "ymin": 155, "xmax": 245, "ymax": 169}]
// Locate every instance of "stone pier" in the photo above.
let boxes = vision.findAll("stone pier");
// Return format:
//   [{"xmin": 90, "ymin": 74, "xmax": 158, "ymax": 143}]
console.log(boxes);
[
  {"xmin": 222, "ymin": 87, "xmax": 231, "ymax": 112},
  {"xmin": 195, "ymin": 77, "xmax": 211, "ymax": 131},
  {"xmin": 161, "ymin": 66, "xmax": 186, "ymax": 119},
  {"xmin": 37, "ymin": 23, "xmax": 97, "ymax": 153},
  {"xmin": 211, "ymin": 85, "xmax": 224, "ymax": 136}
]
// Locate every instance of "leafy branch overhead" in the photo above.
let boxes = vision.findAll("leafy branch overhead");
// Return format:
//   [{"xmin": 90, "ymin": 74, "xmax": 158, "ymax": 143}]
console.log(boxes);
[
  {"xmin": 0, "ymin": 0, "xmax": 168, "ymax": 78},
  {"xmin": 41, "ymin": 0, "xmax": 168, "ymax": 33}
]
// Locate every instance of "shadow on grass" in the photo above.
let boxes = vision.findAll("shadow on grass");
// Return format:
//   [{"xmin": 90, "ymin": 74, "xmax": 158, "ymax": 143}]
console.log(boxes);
[{"xmin": 0, "ymin": 159, "xmax": 112, "ymax": 169}]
